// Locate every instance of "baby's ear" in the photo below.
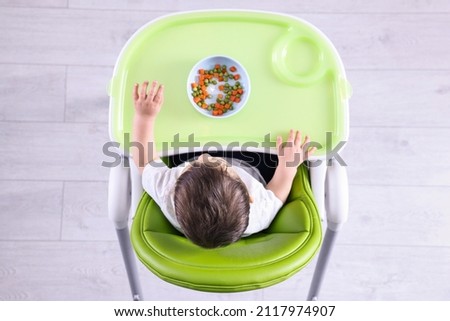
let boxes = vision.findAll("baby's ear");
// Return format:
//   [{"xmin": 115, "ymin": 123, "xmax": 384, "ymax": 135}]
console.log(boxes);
[{"xmin": 249, "ymin": 195, "xmax": 254, "ymax": 204}]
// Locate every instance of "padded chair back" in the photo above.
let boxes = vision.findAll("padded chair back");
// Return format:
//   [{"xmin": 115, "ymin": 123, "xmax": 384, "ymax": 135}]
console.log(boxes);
[{"xmin": 131, "ymin": 163, "xmax": 322, "ymax": 292}]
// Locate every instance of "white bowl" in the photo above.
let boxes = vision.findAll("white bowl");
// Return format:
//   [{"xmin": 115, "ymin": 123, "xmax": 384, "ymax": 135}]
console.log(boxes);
[{"xmin": 187, "ymin": 55, "xmax": 251, "ymax": 118}]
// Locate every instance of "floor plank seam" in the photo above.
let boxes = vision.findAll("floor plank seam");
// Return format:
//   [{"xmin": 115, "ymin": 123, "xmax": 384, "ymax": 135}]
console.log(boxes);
[
  {"xmin": 2, "ymin": 5, "xmax": 450, "ymax": 15},
  {"xmin": 0, "ymin": 179, "xmax": 108, "ymax": 183},
  {"xmin": 59, "ymin": 181, "xmax": 66, "ymax": 241},
  {"xmin": 63, "ymin": 65, "xmax": 68, "ymax": 123}
]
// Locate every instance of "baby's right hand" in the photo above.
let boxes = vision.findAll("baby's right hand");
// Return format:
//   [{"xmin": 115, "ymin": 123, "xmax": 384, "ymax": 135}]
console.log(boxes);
[
  {"xmin": 276, "ymin": 129, "xmax": 316, "ymax": 171},
  {"xmin": 133, "ymin": 81, "xmax": 164, "ymax": 119}
]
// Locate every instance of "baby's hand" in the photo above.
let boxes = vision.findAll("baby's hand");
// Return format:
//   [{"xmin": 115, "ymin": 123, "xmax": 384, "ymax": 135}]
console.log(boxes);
[
  {"xmin": 133, "ymin": 81, "xmax": 164, "ymax": 119},
  {"xmin": 276, "ymin": 129, "xmax": 316, "ymax": 171}
]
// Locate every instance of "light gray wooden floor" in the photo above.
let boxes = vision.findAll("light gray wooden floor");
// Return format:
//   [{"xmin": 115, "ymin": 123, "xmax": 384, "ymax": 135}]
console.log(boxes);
[{"xmin": 1, "ymin": 0, "xmax": 449, "ymax": 301}]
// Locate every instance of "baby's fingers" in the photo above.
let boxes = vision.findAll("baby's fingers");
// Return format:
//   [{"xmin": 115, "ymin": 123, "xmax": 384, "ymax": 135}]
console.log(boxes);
[
  {"xmin": 294, "ymin": 130, "xmax": 302, "ymax": 146},
  {"xmin": 276, "ymin": 135, "xmax": 283, "ymax": 153},
  {"xmin": 287, "ymin": 129, "xmax": 295, "ymax": 142},
  {"xmin": 302, "ymin": 135, "xmax": 310, "ymax": 147},
  {"xmin": 307, "ymin": 146, "xmax": 317, "ymax": 157},
  {"xmin": 133, "ymin": 83, "xmax": 139, "ymax": 101},
  {"xmin": 153, "ymin": 84, "xmax": 164, "ymax": 103},
  {"xmin": 140, "ymin": 81, "xmax": 149, "ymax": 98},
  {"xmin": 147, "ymin": 81, "xmax": 158, "ymax": 100}
]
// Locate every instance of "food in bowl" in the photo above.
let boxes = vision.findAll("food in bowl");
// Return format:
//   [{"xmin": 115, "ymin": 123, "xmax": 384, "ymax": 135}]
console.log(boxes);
[
  {"xmin": 190, "ymin": 64, "xmax": 245, "ymax": 116},
  {"xmin": 187, "ymin": 56, "xmax": 250, "ymax": 118}
]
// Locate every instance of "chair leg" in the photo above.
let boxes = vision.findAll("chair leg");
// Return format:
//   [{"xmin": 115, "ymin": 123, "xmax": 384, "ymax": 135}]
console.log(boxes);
[
  {"xmin": 307, "ymin": 227, "xmax": 338, "ymax": 301},
  {"xmin": 308, "ymin": 159, "xmax": 348, "ymax": 300},
  {"xmin": 130, "ymin": 160, "xmax": 143, "ymax": 217},
  {"xmin": 126, "ymin": 159, "xmax": 144, "ymax": 300},
  {"xmin": 108, "ymin": 155, "xmax": 143, "ymax": 300},
  {"xmin": 116, "ymin": 227, "xmax": 143, "ymax": 301}
]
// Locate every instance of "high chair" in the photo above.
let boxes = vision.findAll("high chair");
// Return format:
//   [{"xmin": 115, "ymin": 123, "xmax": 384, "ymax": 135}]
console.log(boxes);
[{"xmin": 107, "ymin": 10, "xmax": 350, "ymax": 301}]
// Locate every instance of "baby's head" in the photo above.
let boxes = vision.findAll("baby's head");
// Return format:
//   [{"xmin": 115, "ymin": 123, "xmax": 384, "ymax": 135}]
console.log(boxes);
[{"xmin": 174, "ymin": 155, "xmax": 250, "ymax": 248}]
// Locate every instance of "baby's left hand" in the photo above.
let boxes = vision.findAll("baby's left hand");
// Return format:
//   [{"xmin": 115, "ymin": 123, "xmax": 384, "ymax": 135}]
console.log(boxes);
[
  {"xmin": 133, "ymin": 81, "xmax": 164, "ymax": 119},
  {"xmin": 276, "ymin": 129, "xmax": 316, "ymax": 171}
]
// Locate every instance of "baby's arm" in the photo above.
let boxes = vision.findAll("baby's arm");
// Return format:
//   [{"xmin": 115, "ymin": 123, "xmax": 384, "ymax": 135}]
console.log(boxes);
[
  {"xmin": 132, "ymin": 81, "xmax": 164, "ymax": 174},
  {"xmin": 266, "ymin": 130, "xmax": 316, "ymax": 203}
]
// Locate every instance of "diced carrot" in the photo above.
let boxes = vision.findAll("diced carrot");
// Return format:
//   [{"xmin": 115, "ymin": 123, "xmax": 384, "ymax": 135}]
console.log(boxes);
[{"xmin": 191, "ymin": 63, "xmax": 245, "ymax": 116}]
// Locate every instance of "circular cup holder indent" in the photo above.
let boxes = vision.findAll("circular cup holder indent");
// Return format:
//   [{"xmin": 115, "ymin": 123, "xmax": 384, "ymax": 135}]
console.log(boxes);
[{"xmin": 272, "ymin": 35, "xmax": 326, "ymax": 86}]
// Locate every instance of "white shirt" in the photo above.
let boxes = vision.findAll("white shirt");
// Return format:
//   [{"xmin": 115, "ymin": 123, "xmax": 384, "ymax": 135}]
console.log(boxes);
[{"xmin": 142, "ymin": 158, "xmax": 283, "ymax": 236}]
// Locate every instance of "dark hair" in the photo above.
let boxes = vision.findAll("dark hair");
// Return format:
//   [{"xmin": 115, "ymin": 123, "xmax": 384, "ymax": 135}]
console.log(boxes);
[{"xmin": 174, "ymin": 164, "xmax": 250, "ymax": 248}]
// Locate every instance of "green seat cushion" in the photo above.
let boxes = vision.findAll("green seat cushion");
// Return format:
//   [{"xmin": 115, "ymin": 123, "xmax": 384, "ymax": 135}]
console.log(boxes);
[{"xmin": 131, "ymin": 164, "xmax": 322, "ymax": 292}]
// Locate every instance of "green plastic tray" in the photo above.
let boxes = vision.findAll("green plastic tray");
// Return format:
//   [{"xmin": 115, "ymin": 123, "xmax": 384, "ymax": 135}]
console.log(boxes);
[{"xmin": 108, "ymin": 10, "xmax": 351, "ymax": 157}]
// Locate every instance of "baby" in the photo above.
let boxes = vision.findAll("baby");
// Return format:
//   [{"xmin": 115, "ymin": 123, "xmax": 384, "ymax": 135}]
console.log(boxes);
[{"xmin": 132, "ymin": 81, "xmax": 316, "ymax": 248}]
